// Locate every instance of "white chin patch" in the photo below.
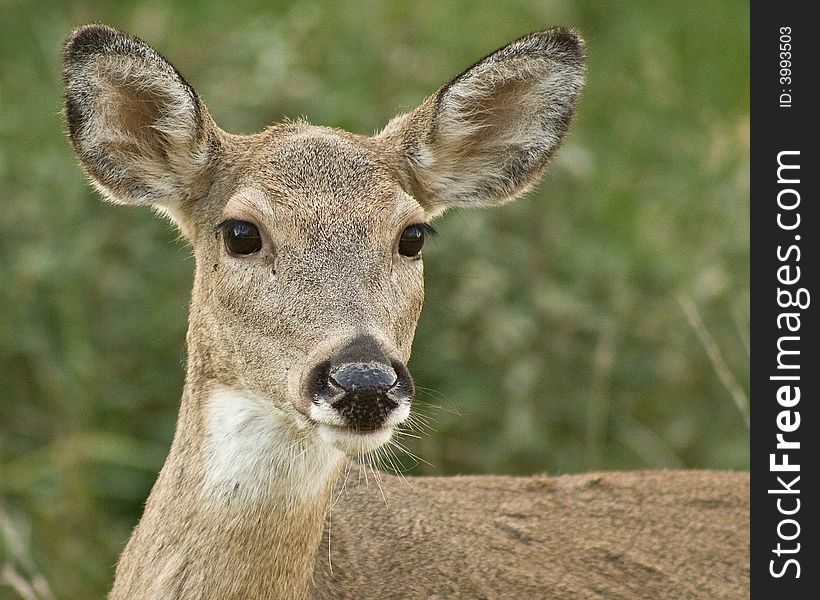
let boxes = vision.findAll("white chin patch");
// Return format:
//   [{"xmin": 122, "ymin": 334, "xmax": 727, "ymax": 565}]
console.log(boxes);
[
  {"xmin": 203, "ymin": 387, "xmax": 344, "ymax": 503},
  {"xmin": 316, "ymin": 423, "xmax": 394, "ymax": 455}
]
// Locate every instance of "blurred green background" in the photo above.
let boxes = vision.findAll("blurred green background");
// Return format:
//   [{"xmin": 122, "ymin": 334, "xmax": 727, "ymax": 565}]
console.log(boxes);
[{"xmin": 1, "ymin": 0, "xmax": 748, "ymax": 597}]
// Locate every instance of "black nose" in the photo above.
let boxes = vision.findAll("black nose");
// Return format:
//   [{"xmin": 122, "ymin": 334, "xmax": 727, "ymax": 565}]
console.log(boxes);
[
  {"xmin": 307, "ymin": 335, "xmax": 414, "ymax": 431},
  {"xmin": 330, "ymin": 362, "xmax": 398, "ymax": 393},
  {"xmin": 327, "ymin": 362, "xmax": 400, "ymax": 430}
]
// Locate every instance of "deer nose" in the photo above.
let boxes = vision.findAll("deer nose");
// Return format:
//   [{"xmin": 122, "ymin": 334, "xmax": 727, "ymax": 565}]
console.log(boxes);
[
  {"xmin": 326, "ymin": 361, "xmax": 403, "ymax": 431},
  {"xmin": 329, "ymin": 362, "xmax": 398, "ymax": 393},
  {"xmin": 305, "ymin": 335, "xmax": 414, "ymax": 432}
]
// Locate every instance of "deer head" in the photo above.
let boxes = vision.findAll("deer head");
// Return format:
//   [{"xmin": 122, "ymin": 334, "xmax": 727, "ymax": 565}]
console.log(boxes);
[{"xmin": 63, "ymin": 23, "xmax": 584, "ymax": 471}]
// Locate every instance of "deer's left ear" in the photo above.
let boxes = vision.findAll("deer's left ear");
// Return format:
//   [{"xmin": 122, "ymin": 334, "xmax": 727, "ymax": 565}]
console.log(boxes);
[
  {"xmin": 379, "ymin": 28, "xmax": 585, "ymax": 214},
  {"xmin": 62, "ymin": 24, "xmax": 220, "ymax": 219}
]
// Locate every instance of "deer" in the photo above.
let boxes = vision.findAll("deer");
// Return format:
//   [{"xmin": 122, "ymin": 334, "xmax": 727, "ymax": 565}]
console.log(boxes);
[{"xmin": 62, "ymin": 23, "xmax": 749, "ymax": 599}]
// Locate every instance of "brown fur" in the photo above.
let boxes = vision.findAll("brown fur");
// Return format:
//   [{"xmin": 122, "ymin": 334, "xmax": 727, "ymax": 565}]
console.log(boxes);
[
  {"xmin": 62, "ymin": 24, "xmax": 749, "ymax": 599},
  {"xmin": 317, "ymin": 469, "xmax": 749, "ymax": 599}
]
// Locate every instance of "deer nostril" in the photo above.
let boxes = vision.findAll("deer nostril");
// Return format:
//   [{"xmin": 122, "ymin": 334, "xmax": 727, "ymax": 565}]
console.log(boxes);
[
  {"xmin": 329, "ymin": 362, "xmax": 398, "ymax": 393},
  {"xmin": 303, "ymin": 336, "xmax": 414, "ymax": 431}
]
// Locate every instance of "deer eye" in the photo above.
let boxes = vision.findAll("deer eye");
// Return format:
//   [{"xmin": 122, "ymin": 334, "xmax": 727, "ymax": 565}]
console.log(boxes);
[
  {"xmin": 398, "ymin": 225, "xmax": 425, "ymax": 257},
  {"xmin": 398, "ymin": 223, "xmax": 436, "ymax": 258},
  {"xmin": 220, "ymin": 220, "xmax": 262, "ymax": 256}
]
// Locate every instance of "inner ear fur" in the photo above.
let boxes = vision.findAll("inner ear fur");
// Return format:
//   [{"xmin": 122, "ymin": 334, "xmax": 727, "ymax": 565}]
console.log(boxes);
[
  {"xmin": 379, "ymin": 27, "xmax": 585, "ymax": 213},
  {"xmin": 62, "ymin": 24, "xmax": 219, "ymax": 211}
]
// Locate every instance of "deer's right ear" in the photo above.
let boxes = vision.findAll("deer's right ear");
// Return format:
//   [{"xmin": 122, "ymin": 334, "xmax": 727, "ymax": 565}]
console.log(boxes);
[{"xmin": 62, "ymin": 24, "xmax": 218, "ymax": 218}]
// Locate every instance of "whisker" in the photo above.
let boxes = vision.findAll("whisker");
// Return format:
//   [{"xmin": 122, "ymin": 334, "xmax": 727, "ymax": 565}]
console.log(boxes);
[{"xmin": 389, "ymin": 438, "xmax": 436, "ymax": 469}]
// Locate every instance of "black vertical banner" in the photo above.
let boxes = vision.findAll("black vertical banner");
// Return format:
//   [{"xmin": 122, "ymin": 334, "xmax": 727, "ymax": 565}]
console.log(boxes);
[{"xmin": 751, "ymin": 3, "xmax": 818, "ymax": 598}]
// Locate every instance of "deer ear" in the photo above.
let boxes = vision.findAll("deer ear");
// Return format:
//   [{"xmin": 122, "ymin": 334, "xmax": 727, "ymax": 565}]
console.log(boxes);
[
  {"xmin": 62, "ymin": 24, "xmax": 219, "ymax": 216},
  {"xmin": 379, "ymin": 28, "xmax": 585, "ymax": 214}
]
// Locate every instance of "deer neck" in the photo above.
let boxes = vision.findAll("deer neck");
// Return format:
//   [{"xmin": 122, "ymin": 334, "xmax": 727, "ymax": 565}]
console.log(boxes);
[{"xmin": 111, "ymin": 376, "xmax": 346, "ymax": 599}]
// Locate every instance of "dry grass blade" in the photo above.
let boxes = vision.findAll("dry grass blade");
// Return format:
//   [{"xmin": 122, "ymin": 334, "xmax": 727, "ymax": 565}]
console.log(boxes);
[{"xmin": 679, "ymin": 294, "xmax": 750, "ymax": 427}]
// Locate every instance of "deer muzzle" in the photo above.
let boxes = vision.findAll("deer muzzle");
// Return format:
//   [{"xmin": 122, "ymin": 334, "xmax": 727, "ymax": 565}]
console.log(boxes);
[{"xmin": 304, "ymin": 335, "xmax": 414, "ymax": 451}]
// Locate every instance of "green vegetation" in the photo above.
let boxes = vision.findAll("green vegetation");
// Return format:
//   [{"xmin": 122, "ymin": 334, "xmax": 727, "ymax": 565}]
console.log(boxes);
[{"xmin": 1, "ymin": 1, "xmax": 748, "ymax": 597}]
